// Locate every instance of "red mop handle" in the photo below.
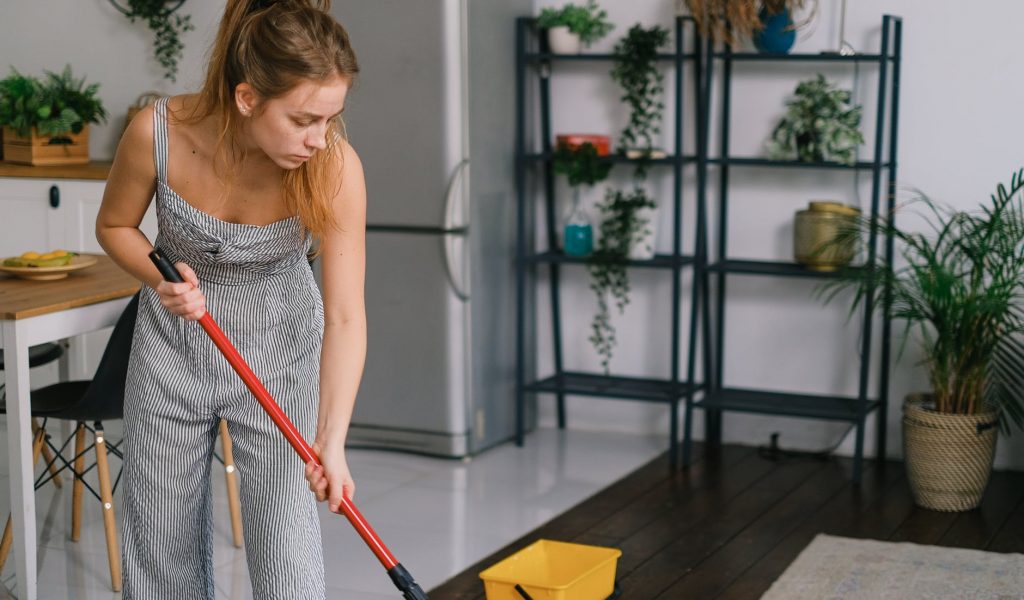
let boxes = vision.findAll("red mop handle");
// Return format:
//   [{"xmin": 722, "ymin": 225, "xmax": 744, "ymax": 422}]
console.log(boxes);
[
  {"xmin": 194, "ymin": 313, "xmax": 399, "ymax": 569},
  {"xmin": 147, "ymin": 251, "xmax": 399, "ymax": 569}
]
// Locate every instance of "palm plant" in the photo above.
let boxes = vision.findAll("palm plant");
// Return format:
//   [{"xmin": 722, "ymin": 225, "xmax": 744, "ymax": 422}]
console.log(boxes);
[{"xmin": 821, "ymin": 169, "xmax": 1024, "ymax": 433}]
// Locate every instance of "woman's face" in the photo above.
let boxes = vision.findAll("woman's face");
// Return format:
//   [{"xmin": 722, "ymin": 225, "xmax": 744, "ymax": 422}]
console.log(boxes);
[{"xmin": 239, "ymin": 75, "xmax": 350, "ymax": 170}]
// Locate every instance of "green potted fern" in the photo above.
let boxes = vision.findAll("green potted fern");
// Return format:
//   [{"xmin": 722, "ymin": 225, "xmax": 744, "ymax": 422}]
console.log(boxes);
[
  {"xmin": 821, "ymin": 169, "xmax": 1024, "ymax": 511},
  {"xmin": 0, "ymin": 67, "xmax": 107, "ymax": 166}
]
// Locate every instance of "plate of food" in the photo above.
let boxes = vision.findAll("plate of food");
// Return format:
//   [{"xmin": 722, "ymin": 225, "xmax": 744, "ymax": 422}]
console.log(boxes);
[{"xmin": 0, "ymin": 251, "xmax": 97, "ymax": 281}]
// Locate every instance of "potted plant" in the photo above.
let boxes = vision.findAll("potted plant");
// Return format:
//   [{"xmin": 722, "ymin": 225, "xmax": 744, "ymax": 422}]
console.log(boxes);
[
  {"xmin": 611, "ymin": 24, "xmax": 669, "ymax": 163},
  {"xmin": 766, "ymin": 74, "xmax": 864, "ymax": 165},
  {"xmin": 536, "ymin": 0, "xmax": 614, "ymax": 54},
  {"xmin": 110, "ymin": 0, "xmax": 194, "ymax": 82},
  {"xmin": 820, "ymin": 169, "xmax": 1024, "ymax": 511},
  {"xmin": 684, "ymin": 0, "xmax": 818, "ymax": 49},
  {"xmin": 553, "ymin": 141, "xmax": 613, "ymax": 257},
  {"xmin": 0, "ymin": 67, "xmax": 108, "ymax": 166},
  {"xmin": 587, "ymin": 186, "xmax": 657, "ymax": 373}
]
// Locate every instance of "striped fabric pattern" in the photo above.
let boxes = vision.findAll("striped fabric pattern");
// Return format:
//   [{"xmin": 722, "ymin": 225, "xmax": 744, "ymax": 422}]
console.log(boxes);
[{"xmin": 120, "ymin": 97, "xmax": 327, "ymax": 599}]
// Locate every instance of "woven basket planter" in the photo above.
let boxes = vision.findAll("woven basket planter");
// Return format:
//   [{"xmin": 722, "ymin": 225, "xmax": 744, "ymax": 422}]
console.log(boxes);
[{"xmin": 903, "ymin": 394, "xmax": 998, "ymax": 512}]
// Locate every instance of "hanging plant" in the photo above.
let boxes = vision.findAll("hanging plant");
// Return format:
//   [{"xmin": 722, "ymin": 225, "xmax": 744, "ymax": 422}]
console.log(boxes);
[
  {"xmin": 766, "ymin": 73, "xmax": 864, "ymax": 164},
  {"xmin": 110, "ymin": 0, "xmax": 194, "ymax": 82},
  {"xmin": 610, "ymin": 24, "xmax": 669, "ymax": 172},
  {"xmin": 586, "ymin": 186, "xmax": 657, "ymax": 372}
]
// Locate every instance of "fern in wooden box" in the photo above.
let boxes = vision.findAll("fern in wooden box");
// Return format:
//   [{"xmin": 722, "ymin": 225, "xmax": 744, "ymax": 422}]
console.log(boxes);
[{"xmin": 0, "ymin": 66, "xmax": 107, "ymax": 166}]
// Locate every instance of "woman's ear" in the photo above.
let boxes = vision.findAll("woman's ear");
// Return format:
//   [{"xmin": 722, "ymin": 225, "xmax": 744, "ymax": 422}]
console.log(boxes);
[{"xmin": 234, "ymin": 82, "xmax": 258, "ymax": 116}]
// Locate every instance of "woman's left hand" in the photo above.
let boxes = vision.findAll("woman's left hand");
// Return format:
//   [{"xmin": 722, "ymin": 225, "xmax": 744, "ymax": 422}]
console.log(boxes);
[{"xmin": 305, "ymin": 434, "xmax": 354, "ymax": 513}]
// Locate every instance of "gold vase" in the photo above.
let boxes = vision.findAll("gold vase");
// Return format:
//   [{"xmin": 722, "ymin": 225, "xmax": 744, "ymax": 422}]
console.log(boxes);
[{"xmin": 793, "ymin": 201, "xmax": 860, "ymax": 271}]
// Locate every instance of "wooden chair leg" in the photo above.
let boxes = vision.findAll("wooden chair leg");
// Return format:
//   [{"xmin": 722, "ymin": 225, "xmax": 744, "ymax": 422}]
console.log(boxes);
[
  {"xmin": 32, "ymin": 418, "xmax": 62, "ymax": 489},
  {"xmin": 71, "ymin": 423, "xmax": 87, "ymax": 542},
  {"xmin": 220, "ymin": 419, "xmax": 244, "ymax": 549},
  {"xmin": 94, "ymin": 425, "xmax": 122, "ymax": 592},
  {"xmin": 0, "ymin": 428, "xmax": 47, "ymax": 572}
]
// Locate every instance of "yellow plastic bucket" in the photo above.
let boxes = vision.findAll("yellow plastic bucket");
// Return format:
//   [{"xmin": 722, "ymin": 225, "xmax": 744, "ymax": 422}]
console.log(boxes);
[{"xmin": 479, "ymin": 539, "xmax": 621, "ymax": 600}]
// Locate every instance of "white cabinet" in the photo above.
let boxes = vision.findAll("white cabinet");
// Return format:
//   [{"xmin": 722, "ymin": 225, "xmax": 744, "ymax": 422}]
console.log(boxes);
[
  {"xmin": 0, "ymin": 178, "xmax": 158, "ymax": 256},
  {"xmin": 1, "ymin": 177, "xmax": 157, "ymax": 379}
]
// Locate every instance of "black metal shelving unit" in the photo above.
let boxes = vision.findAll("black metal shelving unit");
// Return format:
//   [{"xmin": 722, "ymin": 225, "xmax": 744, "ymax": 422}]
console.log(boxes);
[
  {"xmin": 687, "ymin": 15, "xmax": 903, "ymax": 483},
  {"xmin": 514, "ymin": 16, "xmax": 703, "ymax": 467}
]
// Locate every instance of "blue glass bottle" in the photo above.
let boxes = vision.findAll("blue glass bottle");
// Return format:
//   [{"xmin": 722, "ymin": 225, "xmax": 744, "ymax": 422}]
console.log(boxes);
[{"xmin": 563, "ymin": 187, "xmax": 593, "ymax": 257}]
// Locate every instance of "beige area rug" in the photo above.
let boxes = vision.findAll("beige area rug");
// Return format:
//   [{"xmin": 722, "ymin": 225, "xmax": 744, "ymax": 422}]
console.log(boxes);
[{"xmin": 761, "ymin": 534, "xmax": 1024, "ymax": 599}]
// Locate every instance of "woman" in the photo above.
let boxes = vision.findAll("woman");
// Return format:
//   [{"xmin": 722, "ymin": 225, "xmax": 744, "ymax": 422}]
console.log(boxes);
[{"xmin": 95, "ymin": 1, "xmax": 364, "ymax": 597}]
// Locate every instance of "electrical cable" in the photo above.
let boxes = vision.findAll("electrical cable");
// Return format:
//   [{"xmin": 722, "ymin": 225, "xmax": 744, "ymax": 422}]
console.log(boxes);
[{"xmin": 757, "ymin": 424, "xmax": 856, "ymax": 462}]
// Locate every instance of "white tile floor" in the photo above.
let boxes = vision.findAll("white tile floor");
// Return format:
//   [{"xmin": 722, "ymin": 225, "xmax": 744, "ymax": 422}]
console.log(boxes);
[{"xmin": 0, "ymin": 423, "xmax": 663, "ymax": 599}]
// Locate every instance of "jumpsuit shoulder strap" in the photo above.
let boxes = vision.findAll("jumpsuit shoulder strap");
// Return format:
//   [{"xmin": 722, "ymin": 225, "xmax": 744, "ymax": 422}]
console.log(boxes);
[{"xmin": 153, "ymin": 97, "xmax": 170, "ymax": 184}]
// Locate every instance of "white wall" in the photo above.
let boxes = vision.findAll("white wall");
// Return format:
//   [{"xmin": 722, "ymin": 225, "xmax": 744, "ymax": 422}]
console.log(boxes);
[
  {"xmin": 531, "ymin": 0, "xmax": 1024, "ymax": 470},
  {"xmin": 0, "ymin": 1, "xmax": 227, "ymax": 159},
  {"xmin": 2, "ymin": 2, "xmax": 1021, "ymax": 469}
]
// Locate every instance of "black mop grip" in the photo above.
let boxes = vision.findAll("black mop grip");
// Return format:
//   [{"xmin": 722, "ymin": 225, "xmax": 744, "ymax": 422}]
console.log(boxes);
[
  {"xmin": 388, "ymin": 564, "xmax": 429, "ymax": 600},
  {"xmin": 149, "ymin": 249, "xmax": 186, "ymax": 283}
]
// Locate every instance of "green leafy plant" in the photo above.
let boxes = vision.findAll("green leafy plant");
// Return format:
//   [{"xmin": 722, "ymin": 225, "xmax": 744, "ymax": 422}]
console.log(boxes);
[
  {"xmin": 611, "ymin": 24, "xmax": 669, "ymax": 171},
  {"xmin": 536, "ymin": 0, "xmax": 614, "ymax": 46},
  {"xmin": 587, "ymin": 186, "xmax": 657, "ymax": 372},
  {"xmin": 0, "ymin": 67, "xmax": 107, "ymax": 138},
  {"xmin": 767, "ymin": 74, "xmax": 864, "ymax": 165},
  {"xmin": 41, "ymin": 66, "xmax": 108, "ymax": 134},
  {"xmin": 113, "ymin": 0, "xmax": 194, "ymax": 82},
  {"xmin": 820, "ymin": 169, "xmax": 1024, "ymax": 433},
  {"xmin": 553, "ymin": 141, "xmax": 613, "ymax": 187}
]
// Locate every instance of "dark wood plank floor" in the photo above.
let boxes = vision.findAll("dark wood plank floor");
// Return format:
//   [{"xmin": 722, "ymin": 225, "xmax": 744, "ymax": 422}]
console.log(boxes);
[{"xmin": 429, "ymin": 443, "xmax": 1024, "ymax": 599}]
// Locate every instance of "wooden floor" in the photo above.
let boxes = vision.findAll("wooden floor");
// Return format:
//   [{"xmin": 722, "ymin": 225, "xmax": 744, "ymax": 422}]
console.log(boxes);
[{"xmin": 429, "ymin": 443, "xmax": 1024, "ymax": 599}]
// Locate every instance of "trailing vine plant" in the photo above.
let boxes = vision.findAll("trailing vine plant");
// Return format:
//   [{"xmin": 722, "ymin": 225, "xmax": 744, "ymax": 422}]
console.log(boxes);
[
  {"xmin": 587, "ymin": 188, "xmax": 657, "ymax": 371},
  {"xmin": 610, "ymin": 24, "xmax": 669, "ymax": 170},
  {"xmin": 586, "ymin": 23, "xmax": 669, "ymax": 373},
  {"xmin": 111, "ymin": 0, "xmax": 194, "ymax": 82}
]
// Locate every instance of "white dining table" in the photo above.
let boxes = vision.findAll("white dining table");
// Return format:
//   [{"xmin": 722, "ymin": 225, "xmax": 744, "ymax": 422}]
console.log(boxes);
[{"xmin": 0, "ymin": 254, "xmax": 138, "ymax": 600}]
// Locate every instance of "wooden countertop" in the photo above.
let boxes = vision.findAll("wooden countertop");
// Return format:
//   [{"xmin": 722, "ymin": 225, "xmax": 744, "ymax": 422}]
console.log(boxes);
[
  {"xmin": 0, "ymin": 254, "xmax": 140, "ymax": 319},
  {"xmin": 0, "ymin": 161, "xmax": 112, "ymax": 181}
]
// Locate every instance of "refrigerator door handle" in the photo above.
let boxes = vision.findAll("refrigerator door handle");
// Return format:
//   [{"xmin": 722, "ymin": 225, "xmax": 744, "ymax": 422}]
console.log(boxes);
[{"xmin": 442, "ymin": 159, "xmax": 470, "ymax": 302}]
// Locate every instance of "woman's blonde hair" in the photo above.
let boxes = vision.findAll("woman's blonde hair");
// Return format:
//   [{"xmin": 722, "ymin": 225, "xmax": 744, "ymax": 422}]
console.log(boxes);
[{"xmin": 185, "ymin": 0, "xmax": 359, "ymax": 237}]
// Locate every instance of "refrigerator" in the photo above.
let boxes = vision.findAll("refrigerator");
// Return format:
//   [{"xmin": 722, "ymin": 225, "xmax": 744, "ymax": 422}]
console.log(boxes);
[{"xmin": 327, "ymin": 0, "xmax": 530, "ymax": 457}]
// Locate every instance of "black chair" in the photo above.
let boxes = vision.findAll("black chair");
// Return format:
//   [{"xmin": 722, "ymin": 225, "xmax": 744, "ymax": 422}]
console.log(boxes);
[
  {"xmin": 1, "ymin": 342, "xmax": 67, "ymax": 489},
  {"xmin": 0, "ymin": 294, "xmax": 243, "ymax": 592}
]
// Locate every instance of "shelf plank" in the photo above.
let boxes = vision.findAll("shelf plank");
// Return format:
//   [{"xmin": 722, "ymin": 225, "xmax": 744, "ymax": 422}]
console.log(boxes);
[
  {"xmin": 526, "ymin": 53, "xmax": 685, "ymax": 62},
  {"xmin": 706, "ymin": 260, "xmax": 864, "ymax": 279},
  {"xmin": 708, "ymin": 157, "xmax": 885, "ymax": 170},
  {"xmin": 696, "ymin": 388, "xmax": 879, "ymax": 422},
  {"xmin": 717, "ymin": 52, "xmax": 888, "ymax": 63},
  {"xmin": 527, "ymin": 252, "xmax": 693, "ymax": 269},
  {"xmin": 0, "ymin": 160, "xmax": 112, "ymax": 180},
  {"xmin": 525, "ymin": 153, "xmax": 690, "ymax": 165},
  {"xmin": 524, "ymin": 371, "xmax": 700, "ymax": 403}
]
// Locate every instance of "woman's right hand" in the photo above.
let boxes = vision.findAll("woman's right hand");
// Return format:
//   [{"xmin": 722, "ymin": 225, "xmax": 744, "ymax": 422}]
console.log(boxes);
[{"xmin": 155, "ymin": 261, "xmax": 207, "ymax": 320}]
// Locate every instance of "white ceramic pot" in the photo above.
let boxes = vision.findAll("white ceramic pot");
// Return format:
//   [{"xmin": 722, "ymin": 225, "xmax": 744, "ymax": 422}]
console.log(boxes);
[
  {"xmin": 628, "ymin": 206, "xmax": 658, "ymax": 260},
  {"xmin": 547, "ymin": 26, "xmax": 582, "ymax": 54}
]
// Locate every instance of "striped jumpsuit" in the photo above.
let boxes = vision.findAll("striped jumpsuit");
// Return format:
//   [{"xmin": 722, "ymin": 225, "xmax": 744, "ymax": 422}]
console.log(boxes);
[{"xmin": 121, "ymin": 97, "xmax": 327, "ymax": 599}]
